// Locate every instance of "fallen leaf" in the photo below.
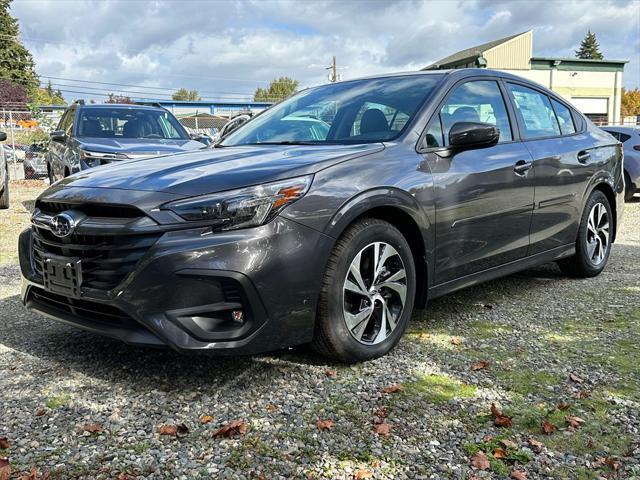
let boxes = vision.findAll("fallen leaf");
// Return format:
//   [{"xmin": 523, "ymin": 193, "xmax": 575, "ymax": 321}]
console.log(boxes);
[
  {"xmin": 490, "ymin": 403, "xmax": 513, "ymax": 428},
  {"xmin": 35, "ymin": 408, "xmax": 46, "ymax": 417},
  {"xmin": 371, "ymin": 459, "xmax": 382, "ymax": 468},
  {"xmin": 557, "ymin": 402, "xmax": 570, "ymax": 411},
  {"xmin": 200, "ymin": 415, "xmax": 214, "ymax": 424},
  {"xmin": 315, "ymin": 419, "xmax": 334, "ymax": 431},
  {"xmin": 382, "ymin": 384, "xmax": 404, "ymax": 394},
  {"xmin": 266, "ymin": 404, "xmax": 278, "ymax": 413},
  {"xmin": 566, "ymin": 416, "xmax": 585, "ymax": 429},
  {"xmin": 374, "ymin": 422, "xmax": 392, "ymax": 437},
  {"xmin": 605, "ymin": 457, "xmax": 621, "ymax": 471},
  {"xmin": 18, "ymin": 466, "xmax": 41, "ymax": 480},
  {"xmin": 213, "ymin": 420, "xmax": 247, "ymax": 437},
  {"xmin": 511, "ymin": 470, "xmax": 527, "ymax": 480},
  {"xmin": 0, "ymin": 458, "xmax": 9, "ymax": 480},
  {"xmin": 0, "ymin": 438, "xmax": 8, "ymax": 450},
  {"xmin": 542, "ymin": 420, "xmax": 557, "ymax": 435},
  {"xmin": 500, "ymin": 439, "xmax": 518, "ymax": 449},
  {"xmin": 470, "ymin": 451, "xmax": 490, "ymax": 470},
  {"xmin": 528, "ymin": 437, "xmax": 544, "ymax": 453},
  {"xmin": 576, "ymin": 390, "xmax": 591, "ymax": 399},
  {"xmin": 471, "ymin": 361, "xmax": 490, "ymax": 371},
  {"xmin": 416, "ymin": 332, "xmax": 430, "ymax": 340},
  {"xmin": 569, "ymin": 373, "xmax": 584, "ymax": 384},
  {"xmin": 324, "ymin": 369, "xmax": 337, "ymax": 377},
  {"xmin": 373, "ymin": 406, "xmax": 388, "ymax": 419},
  {"xmin": 157, "ymin": 423, "xmax": 189, "ymax": 438},
  {"xmin": 116, "ymin": 474, "xmax": 135, "ymax": 480},
  {"xmin": 482, "ymin": 434, "xmax": 494, "ymax": 442},
  {"xmin": 353, "ymin": 469, "xmax": 373, "ymax": 479},
  {"xmin": 493, "ymin": 447, "xmax": 507, "ymax": 459},
  {"xmin": 451, "ymin": 337, "xmax": 463, "ymax": 345},
  {"xmin": 82, "ymin": 424, "xmax": 104, "ymax": 434}
]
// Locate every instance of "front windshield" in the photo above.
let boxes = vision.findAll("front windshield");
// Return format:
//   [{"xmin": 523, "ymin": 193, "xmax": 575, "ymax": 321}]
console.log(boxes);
[
  {"xmin": 78, "ymin": 107, "xmax": 189, "ymax": 140},
  {"xmin": 221, "ymin": 74, "xmax": 443, "ymax": 146}
]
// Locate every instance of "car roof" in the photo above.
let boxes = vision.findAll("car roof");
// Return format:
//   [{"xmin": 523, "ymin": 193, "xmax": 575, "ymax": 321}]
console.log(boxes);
[
  {"xmin": 78, "ymin": 103, "xmax": 165, "ymax": 110},
  {"xmin": 600, "ymin": 125, "xmax": 639, "ymax": 133}
]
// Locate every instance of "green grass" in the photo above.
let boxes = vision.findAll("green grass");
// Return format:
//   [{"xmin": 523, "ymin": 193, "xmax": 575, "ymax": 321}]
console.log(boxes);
[
  {"xmin": 402, "ymin": 374, "xmax": 477, "ymax": 404},
  {"xmin": 45, "ymin": 392, "xmax": 71, "ymax": 409},
  {"xmin": 494, "ymin": 369, "xmax": 561, "ymax": 396}
]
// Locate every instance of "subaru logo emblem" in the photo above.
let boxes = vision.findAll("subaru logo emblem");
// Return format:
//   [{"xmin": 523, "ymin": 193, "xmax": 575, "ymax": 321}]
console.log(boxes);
[{"xmin": 50, "ymin": 213, "xmax": 76, "ymax": 238}]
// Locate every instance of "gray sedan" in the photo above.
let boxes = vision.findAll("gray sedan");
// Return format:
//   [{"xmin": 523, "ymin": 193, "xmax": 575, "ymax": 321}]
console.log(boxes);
[{"xmin": 600, "ymin": 125, "xmax": 640, "ymax": 201}]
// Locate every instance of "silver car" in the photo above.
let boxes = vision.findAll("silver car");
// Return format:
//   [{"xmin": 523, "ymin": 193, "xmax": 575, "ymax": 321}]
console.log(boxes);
[
  {"xmin": 0, "ymin": 132, "xmax": 9, "ymax": 209},
  {"xmin": 601, "ymin": 125, "xmax": 640, "ymax": 201}
]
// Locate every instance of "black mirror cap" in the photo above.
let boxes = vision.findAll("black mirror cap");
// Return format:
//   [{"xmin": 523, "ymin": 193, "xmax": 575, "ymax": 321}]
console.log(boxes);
[
  {"xmin": 0, "ymin": 131, "xmax": 6, "ymax": 142},
  {"xmin": 449, "ymin": 122, "xmax": 500, "ymax": 150},
  {"xmin": 50, "ymin": 130, "xmax": 67, "ymax": 142}
]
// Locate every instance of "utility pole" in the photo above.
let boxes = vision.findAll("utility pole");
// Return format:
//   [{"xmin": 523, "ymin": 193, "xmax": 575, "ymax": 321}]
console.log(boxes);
[{"xmin": 326, "ymin": 56, "xmax": 337, "ymax": 83}]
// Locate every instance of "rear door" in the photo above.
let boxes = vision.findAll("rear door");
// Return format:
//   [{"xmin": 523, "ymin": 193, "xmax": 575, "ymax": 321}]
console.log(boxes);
[
  {"xmin": 50, "ymin": 108, "xmax": 75, "ymax": 179},
  {"xmin": 420, "ymin": 78, "xmax": 535, "ymax": 284},
  {"xmin": 505, "ymin": 82, "xmax": 595, "ymax": 255}
]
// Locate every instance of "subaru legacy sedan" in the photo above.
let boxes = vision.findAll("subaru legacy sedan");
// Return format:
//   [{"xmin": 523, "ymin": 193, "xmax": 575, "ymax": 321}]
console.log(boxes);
[{"xmin": 18, "ymin": 70, "xmax": 623, "ymax": 363}]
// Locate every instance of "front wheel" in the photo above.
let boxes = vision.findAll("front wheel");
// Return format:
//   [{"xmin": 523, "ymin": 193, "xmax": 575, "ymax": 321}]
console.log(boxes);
[
  {"xmin": 558, "ymin": 190, "xmax": 612, "ymax": 278},
  {"xmin": 312, "ymin": 218, "xmax": 416, "ymax": 363}
]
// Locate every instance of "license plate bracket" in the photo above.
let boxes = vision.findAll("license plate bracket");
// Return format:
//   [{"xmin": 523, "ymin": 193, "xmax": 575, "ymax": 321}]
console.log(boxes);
[{"xmin": 42, "ymin": 254, "xmax": 83, "ymax": 299}]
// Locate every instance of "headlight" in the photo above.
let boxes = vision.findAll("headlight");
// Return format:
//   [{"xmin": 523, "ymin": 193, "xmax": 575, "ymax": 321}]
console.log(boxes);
[
  {"xmin": 79, "ymin": 149, "xmax": 129, "ymax": 167},
  {"xmin": 161, "ymin": 175, "xmax": 313, "ymax": 230}
]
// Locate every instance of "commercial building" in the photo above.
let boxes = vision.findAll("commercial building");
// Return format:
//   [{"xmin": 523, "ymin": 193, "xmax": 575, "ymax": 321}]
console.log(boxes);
[{"xmin": 423, "ymin": 31, "xmax": 628, "ymax": 124}]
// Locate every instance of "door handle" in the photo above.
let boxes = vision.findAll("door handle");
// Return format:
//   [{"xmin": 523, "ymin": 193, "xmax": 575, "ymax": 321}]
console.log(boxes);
[
  {"xmin": 514, "ymin": 160, "xmax": 533, "ymax": 175},
  {"xmin": 577, "ymin": 151, "xmax": 591, "ymax": 163}
]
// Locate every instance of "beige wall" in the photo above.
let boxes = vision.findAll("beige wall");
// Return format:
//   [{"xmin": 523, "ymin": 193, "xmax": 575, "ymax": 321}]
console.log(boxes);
[{"xmin": 485, "ymin": 31, "xmax": 533, "ymax": 70}]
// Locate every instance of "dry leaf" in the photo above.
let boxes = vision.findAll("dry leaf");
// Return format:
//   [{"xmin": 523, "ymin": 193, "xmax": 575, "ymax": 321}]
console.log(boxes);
[
  {"xmin": 0, "ymin": 438, "xmax": 8, "ymax": 450},
  {"xmin": 354, "ymin": 469, "xmax": 373, "ymax": 479},
  {"xmin": 451, "ymin": 337, "xmax": 462, "ymax": 345},
  {"xmin": 500, "ymin": 439, "xmax": 518, "ymax": 449},
  {"xmin": 35, "ymin": 408, "xmax": 46, "ymax": 417},
  {"xmin": 493, "ymin": 447, "xmax": 507, "ymax": 459},
  {"xmin": 324, "ymin": 369, "xmax": 337, "ymax": 377},
  {"xmin": 542, "ymin": 420, "xmax": 557, "ymax": 435},
  {"xmin": 569, "ymin": 373, "xmax": 584, "ymax": 384},
  {"xmin": 315, "ymin": 419, "xmax": 335, "ymax": 431},
  {"xmin": 471, "ymin": 361, "xmax": 490, "ymax": 371},
  {"xmin": 374, "ymin": 406, "xmax": 388, "ymax": 419},
  {"xmin": 470, "ymin": 451, "xmax": 490, "ymax": 470},
  {"xmin": 374, "ymin": 422, "xmax": 392, "ymax": 437},
  {"xmin": 382, "ymin": 384, "xmax": 404, "ymax": 394},
  {"xmin": 157, "ymin": 423, "xmax": 189, "ymax": 438},
  {"xmin": 576, "ymin": 389, "xmax": 591, "ymax": 399},
  {"xmin": 557, "ymin": 402, "xmax": 570, "ymax": 411},
  {"xmin": 213, "ymin": 420, "xmax": 247, "ymax": 437},
  {"xmin": 605, "ymin": 457, "xmax": 621, "ymax": 471},
  {"xmin": 266, "ymin": 404, "xmax": 278, "ymax": 413},
  {"xmin": 490, "ymin": 403, "xmax": 513, "ymax": 428},
  {"xmin": 566, "ymin": 416, "xmax": 585, "ymax": 429},
  {"xmin": 82, "ymin": 424, "xmax": 104, "ymax": 434},
  {"xmin": 18, "ymin": 466, "xmax": 42, "ymax": 480},
  {"xmin": 511, "ymin": 470, "xmax": 527, "ymax": 480},
  {"xmin": 200, "ymin": 415, "xmax": 214, "ymax": 424},
  {"xmin": 0, "ymin": 458, "xmax": 9, "ymax": 480},
  {"xmin": 371, "ymin": 459, "xmax": 382, "ymax": 468},
  {"xmin": 116, "ymin": 474, "xmax": 135, "ymax": 480},
  {"xmin": 482, "ymin": 434, "xmax": 494, "ymax": 442},
  {"xmin": 528, "ymin": 437, "xmax": 544, "ymax": 453}
]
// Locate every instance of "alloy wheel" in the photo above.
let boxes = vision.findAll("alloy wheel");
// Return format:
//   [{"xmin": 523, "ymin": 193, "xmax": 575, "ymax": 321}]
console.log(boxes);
[
  {"xmin": 342, "ymin": 242, "xmax": 407, "ymax": 345},
  {"xmin": 586, "ymin": 202, "xmax": 610, "ymax": 265}
]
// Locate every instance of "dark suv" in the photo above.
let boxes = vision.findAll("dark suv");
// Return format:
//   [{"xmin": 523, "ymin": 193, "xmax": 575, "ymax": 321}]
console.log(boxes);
[
  {"xmin": 47, "ymin": 103, "xmax": 206, "ymax": 182},
  {"xmin": 19, "ymin": 70, "xmax": 623, "ymax": 363}
]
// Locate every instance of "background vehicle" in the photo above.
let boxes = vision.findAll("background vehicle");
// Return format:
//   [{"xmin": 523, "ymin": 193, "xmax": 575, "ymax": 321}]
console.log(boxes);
[
  {"xmin": 23, "ymin": 142, "xmax": 49, "ymax": 180},
  {"xmin": 47, "ymin": 103, "xmax": 207, "ymax": 182},
  {"xmin": 19, "ymin": 70, "xmax": 623, "ymax": 363},
  {"xmin": 212, "ymin": 114, "xmax": 252, "ymax": 142},
  {"xmin": 0, "ymin": 131, "xmax": 9, "ymax": 209},
  {"xmin": 600, "ymin": 125, "xmax": 640, "ymax": 201}
]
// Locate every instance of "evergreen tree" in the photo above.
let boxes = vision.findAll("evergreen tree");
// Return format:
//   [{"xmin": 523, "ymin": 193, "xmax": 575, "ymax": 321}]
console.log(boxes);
[
  {"xmin": 575, "ymin": 30, "xmax": 604, "ymax": 60},
  {"xmin": 0, "ymin": 0, "xmax": 39, "ymax": 92},
  {"xmin": 253, "ymin": 77, "xmax": 299, "ymax": 102}
]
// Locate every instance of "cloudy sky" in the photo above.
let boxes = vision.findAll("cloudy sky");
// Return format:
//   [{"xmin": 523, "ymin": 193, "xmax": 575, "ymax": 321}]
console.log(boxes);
[{"xmin": 11, "ymin": 0, "xmax": 640, "ymax": 102}]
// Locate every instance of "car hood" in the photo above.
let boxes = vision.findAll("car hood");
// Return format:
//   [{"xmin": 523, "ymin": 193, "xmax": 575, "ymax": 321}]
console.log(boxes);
[
  {"xmin": 78, "ymin": 137, "xmax": 205, "ymax": 154},
  {"xmin": 57, "ymin": 143, "xmax": 384, "ymax": 196}
]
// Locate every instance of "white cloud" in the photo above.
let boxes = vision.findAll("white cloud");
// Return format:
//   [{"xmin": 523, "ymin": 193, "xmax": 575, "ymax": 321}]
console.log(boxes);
[{"xmin": 10, "ymin": 0, "xmax": 640, "ymax": 103}]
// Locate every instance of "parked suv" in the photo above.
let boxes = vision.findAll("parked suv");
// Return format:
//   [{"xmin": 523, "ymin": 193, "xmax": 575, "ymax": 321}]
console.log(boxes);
[
  {"xmin": 0, "ymin": 131, "xmax": 8, "ymax": 209},
  {"xmin": 600, "ymin": 125, "xmax": 640, "ymax": 201},
  {"xmin": 47, "ymin": 103, "xmax": 207, "ymax": 182},
  {"xmin": 19, "ymin": 70, "xmax": 624, "ymax": 362}
]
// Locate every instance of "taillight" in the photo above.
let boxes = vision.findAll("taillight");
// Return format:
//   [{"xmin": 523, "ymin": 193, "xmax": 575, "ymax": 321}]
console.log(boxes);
[{"xmin": 633, "ymin": 145, "xmax": 640, "ymax": 151}]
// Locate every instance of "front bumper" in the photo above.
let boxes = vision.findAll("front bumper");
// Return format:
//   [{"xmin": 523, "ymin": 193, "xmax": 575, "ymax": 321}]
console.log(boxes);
[{"xmin": 19, "ymin": 216, "xmax": 335, "ymax": 354}]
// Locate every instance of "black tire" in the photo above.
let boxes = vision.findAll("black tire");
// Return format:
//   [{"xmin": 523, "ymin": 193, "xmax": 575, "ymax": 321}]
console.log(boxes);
[
  {"xmin": 0, "ymin": 171, "xmax": 9, "ymax": 209},
  {"xmin": 558, "ymin": 190, "xmax": 612, "ymax": 278},
  {"xmin": 312, "ymin": 218, "xmax": 416, "ymax": 363},
  {"xmin": 47, "ymin": 163, "xmax": 54, "ymax": 184},
  {"xmin": 624, "ymin": 172, "xmax": 635, "ymax": 202}
]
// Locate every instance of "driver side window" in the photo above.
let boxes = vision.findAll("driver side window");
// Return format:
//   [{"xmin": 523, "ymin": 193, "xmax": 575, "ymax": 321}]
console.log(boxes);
[{"xmin": 438, "ymin": 80, "xmax": 512, "ymax": 145}]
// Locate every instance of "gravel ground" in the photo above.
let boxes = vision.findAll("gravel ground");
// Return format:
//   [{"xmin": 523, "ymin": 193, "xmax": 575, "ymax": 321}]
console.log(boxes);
[{"xmin": 1, "ymin": 182, "xmax": 639, "ymax": 480}]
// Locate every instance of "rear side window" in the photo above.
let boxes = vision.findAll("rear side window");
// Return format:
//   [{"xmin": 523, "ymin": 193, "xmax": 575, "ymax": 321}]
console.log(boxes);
[
  {"xmin": 619, "ymin": 133, "xmax": 632, "ymax": 143},
  {"xmin": 550, "ymin": 99, "xmax": 576, "ymax": 135},
  {"xmin": 439, "ymin": 80, "xmax": 513, "ymax": 144},
  {"xmin": 507, "ymin": 84, "xmax": 560, "ymax": 139}
]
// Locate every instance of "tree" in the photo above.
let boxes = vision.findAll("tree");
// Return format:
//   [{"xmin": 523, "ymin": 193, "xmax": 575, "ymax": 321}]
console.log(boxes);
[
  {"xmin": 0, "ymin": 79, "xmax": 28, "ymax": 108},
  {"xmin": 30, "ymin": 80, "xmax": 65, "ymax": 105},
  {"xmin": 105, "ymin": 93, "xmax": 134, "ymax": 104},
  {"xmin": 575, "ymin": 30, "xmax": 604, "ymax": 60},
  {"xmin": 253, "ymin": 77, "xmax": 299, "ymax": 102},
  {"xmin": 621, "ymin": 88, "xmax": 640, "ymax": 117},
  {"xmin": 172, "ymin": 88, "xmax": 201, "ymax": 101},
  {"xmin": 0, "ymin": 0, "xmax": 39, "ymax": 93}
]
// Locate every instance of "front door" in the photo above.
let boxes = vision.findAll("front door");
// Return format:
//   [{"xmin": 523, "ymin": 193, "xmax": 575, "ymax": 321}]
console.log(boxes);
[{"xmin": 421, "ymin": 79, "xmax": 535, "ymax": 285}]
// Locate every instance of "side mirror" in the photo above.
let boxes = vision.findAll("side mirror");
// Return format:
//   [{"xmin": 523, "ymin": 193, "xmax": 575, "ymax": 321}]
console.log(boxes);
[
  {"xmin": 50, "ymin": 130, "xmax": 67, "ymax": 143},
  {"xmin": 449, "ymin": 122, "xmax": 500, "ymax": 150},
  {"xmin": 0, "ymin": 132, "xmax": 6, "ymax": 142}
]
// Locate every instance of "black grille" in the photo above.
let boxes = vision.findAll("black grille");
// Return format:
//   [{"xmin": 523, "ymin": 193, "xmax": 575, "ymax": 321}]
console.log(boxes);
[
  {"xmin": 36, "ymin": 201, "xmax": 143, "ymax": 218},
  {"xmin": 221, "ymin": 280, "xmax": 242, "ymax": 303},
  {"xmin": 32, "ymin": 226, "xmax": 161, "ymax": 291},
  {"xmin": 29, "ymin": 287, "xmax": 133, "ymax": 325}
]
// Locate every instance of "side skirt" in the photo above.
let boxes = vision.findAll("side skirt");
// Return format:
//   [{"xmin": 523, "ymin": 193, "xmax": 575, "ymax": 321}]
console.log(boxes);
[{"xmin": 427, "ymin": 244, "xmax": 575, "ymax": 301}]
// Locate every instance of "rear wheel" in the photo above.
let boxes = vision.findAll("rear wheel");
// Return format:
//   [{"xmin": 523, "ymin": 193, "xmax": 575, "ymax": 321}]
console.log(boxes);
[
  {"xmin": 0, "ymin": 170, "xmax": 9, "ymax": 209},
  {"xmin": 558, "ymin": 190, "xmax": 612, "ymax": 278},
  {"xmin": 312, "ymin": 218, "xmax": 416, "ymax": 363}
]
